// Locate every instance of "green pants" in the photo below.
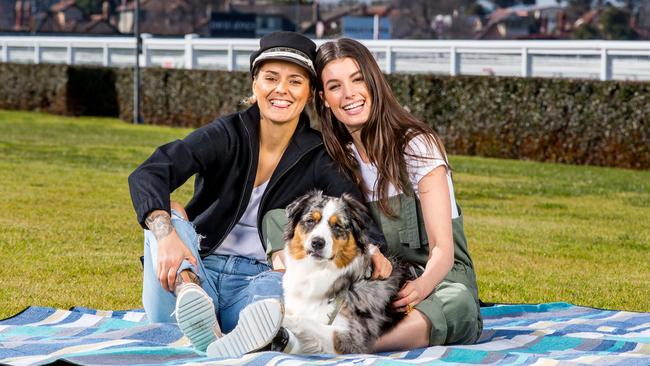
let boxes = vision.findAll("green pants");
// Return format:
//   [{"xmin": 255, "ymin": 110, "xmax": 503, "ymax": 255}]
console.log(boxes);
[
  {"xmin": 415, "ymin": 280, "xmax": 483, "ymax": 345},
  {"xmin": 367, "ymin": 196, "xmax": 483, "ymax": 346}
]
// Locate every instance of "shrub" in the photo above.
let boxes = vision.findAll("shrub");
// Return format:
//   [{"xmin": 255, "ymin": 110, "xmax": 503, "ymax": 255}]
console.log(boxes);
[
  {"xmin": 1, "ymin": 63, "xmax": 648, "ymax": 169},
  {"xmin": 114, "ymin": 68, "xmax": 250, "ymax": 127},
  {"xmin": 0, "ymin": 63, "xmax": 68, "ymax": 114},
  {"xmin": 391, "ymin": 75, "xmax": 650, "ymax": 169}
]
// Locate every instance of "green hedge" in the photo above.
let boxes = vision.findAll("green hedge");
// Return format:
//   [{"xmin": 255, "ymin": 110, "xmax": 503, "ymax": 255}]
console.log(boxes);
[
  {"xmin": 1, "ymin": 62, "xmax": 648, "ymax": 169},
  {"xmin": 0, "ymin": 63, "xmax": 68, "ymax": 114},
  {"xmin": 387, "ymin": 74, "xmax": 650, "ymax": 169},
  {"xmin": 114, "ymin": 68, "xmax": 250, "ymax": 126}
]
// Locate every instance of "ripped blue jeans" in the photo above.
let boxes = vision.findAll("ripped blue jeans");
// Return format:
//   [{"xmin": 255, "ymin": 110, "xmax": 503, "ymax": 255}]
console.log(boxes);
[{"xmin": 142, "ymin": 210, "xmax": 283, "ymax": 333}]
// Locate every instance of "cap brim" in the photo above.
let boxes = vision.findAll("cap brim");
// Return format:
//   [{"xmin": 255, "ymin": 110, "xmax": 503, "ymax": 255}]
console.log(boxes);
[{"xmin": 252, "ymin": 54, "xmax": 316, "ymax": 77}]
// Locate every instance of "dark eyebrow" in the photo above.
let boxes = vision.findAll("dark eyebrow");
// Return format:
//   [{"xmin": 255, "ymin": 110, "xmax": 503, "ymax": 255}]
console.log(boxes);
[
  {"xmin": 325, "ymin": 78, "xmax": 340, "ymax": 87},
  {"xmin": 325, "ymin": 70, "xmax": 363, "ymax": 86}
]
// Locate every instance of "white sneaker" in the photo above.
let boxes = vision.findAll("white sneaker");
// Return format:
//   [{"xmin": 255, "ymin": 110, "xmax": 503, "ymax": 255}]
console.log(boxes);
[
  {"xmin": 175, "ymin": 282, "xmax": 221, "ymax": 352},
  {"xmin": 206, "ymin": 298, "xmax": 284, "ymax": 358}
]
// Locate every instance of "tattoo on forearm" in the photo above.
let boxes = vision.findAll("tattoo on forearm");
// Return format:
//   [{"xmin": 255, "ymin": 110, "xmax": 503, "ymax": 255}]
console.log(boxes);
[{"xmin": 145, "ymin": 211, "xmax": 173, "ymax": 241}]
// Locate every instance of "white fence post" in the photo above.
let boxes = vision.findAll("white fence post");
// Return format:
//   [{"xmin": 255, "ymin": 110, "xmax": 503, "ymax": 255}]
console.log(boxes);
[
  {"xmin": 385, "ymin": 45, "xmax": 393, "ymax": 74},
  {"xmin": 1, "ymin": 42, "xmax": 7, "ymax": 63},
  {"xmin": 450, "ymin": 46, "xmax": 459, "ymax": 76},
  {"xmin": 103, "ymin": 43, "xmax": 110, "ymax": 67},
  {"xmin": 66, "ymin": 43, "xmax": 73, "ymax": 64},
  {"xmin": 141, "ymin": 33, "xmax": 152, "ymax": 67},
  {"xmin": 227, "ymin": 43, "xmax": 235, "ymax": 71},
  {"xmin": 521, "ymin": 47, "xmax": 531, "ymax": 77},
  {"xmin": 184, "ymin": 34, "xmax": 197, "ymax": 69},
  {"xmin": 600, "ymin": 46, "xmax": 611, "ymax": 81},
  {"xmin": 34, "ymin": 42, "xmax": 40, "ymax": 64}
]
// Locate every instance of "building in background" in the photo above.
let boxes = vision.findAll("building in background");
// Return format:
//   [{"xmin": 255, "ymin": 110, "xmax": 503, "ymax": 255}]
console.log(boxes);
[
  {"xmin": 476, "ymin": 5, "xmax": 563, "ymax": 39},
  {"xmin": 0, "ymin": 0, "xmax": 647, "ymax": 40}
]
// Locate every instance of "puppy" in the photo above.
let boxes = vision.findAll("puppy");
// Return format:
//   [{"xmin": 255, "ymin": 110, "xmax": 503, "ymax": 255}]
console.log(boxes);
[{"xmin": 280, "ymin": 190, "xmax": 411, "ymax": 354}]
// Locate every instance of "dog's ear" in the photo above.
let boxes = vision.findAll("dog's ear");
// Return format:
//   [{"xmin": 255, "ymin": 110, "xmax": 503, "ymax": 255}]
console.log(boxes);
[
  {"xmin": 340, "ymin": 193, "xmax": 372, "ymax": 253},
  {"xmin": 284, "ymin": 190, "xmax": 322, "ymax": 240}
]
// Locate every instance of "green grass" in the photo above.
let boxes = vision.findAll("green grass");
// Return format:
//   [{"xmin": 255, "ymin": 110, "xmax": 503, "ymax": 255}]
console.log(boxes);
[{"xmin": 1, "ymin": 109, "xmax": 648, "ymax": 319}]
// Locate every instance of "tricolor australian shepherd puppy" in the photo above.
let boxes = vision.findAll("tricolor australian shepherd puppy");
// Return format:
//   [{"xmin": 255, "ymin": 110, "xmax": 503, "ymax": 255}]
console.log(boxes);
[{"xmin": 280, "ymin": 190, "xmax": 411, "ymax": 354}]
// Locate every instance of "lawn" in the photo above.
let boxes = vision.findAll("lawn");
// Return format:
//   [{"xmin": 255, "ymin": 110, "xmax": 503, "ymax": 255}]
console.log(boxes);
[{"xmin": 0, "ymin": 109, "xmax": 648, "ymax": 319}]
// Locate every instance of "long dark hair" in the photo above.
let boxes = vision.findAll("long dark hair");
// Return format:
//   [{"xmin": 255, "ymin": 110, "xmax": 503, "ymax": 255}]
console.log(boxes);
[{"xmin": 315, "ymin": 38, "xmax": 450, "ymax": 218}]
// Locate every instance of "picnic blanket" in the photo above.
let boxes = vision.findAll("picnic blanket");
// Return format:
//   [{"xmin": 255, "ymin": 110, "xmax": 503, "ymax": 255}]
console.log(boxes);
[{"xmin": 1, "ymin": 302, "xmax": 649, "ymax": 366}]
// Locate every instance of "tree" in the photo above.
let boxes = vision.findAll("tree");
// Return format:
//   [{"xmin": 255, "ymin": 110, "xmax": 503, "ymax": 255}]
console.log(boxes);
[
  {"xmin": 573, "ymin": 23, "xmax": 600, "ymax": 39},
  {"xmin": 599, "ymin": 5, "xmax": 638, "ymax": 39}
]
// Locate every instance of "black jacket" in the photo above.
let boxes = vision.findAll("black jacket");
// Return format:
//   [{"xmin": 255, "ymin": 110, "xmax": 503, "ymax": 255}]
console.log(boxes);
[{"xmin": 128, "ymin": 104, "xmax": 369, "ymax": 256}]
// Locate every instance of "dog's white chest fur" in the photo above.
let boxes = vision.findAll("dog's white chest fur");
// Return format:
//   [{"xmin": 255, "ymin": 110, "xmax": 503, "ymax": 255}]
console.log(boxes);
[{"xmin": 282, "ymin": 259, "xmax": 342, "ymax": 325}]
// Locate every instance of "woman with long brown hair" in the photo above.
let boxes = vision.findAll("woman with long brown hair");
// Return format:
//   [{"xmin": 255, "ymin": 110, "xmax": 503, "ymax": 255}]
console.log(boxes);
[{"xmin": 315, "ymin": 38, "xmax": 482, "ymax": 351}]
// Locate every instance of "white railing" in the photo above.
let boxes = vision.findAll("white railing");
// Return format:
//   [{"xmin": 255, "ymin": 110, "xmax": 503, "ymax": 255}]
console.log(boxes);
[{"xmin": 2, "ymin": 34, "xmax": 650, "ymax": 81}]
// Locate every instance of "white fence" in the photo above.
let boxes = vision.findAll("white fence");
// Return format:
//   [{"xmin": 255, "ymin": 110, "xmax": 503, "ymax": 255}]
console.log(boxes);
[{"xmin": 2, "ymin": 34, "xmax": 650, "ymax": 81}]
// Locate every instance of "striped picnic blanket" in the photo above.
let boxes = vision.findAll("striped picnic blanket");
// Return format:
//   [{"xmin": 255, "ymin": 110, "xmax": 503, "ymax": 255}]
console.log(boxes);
[{"xmin": 1, "ymin": 302, "xmax": 649, "ymax": 365}]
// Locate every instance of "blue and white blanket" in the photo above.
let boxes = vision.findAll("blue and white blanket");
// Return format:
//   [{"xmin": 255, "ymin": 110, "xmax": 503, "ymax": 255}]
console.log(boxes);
[{"xmin": 1, "ymin": 302, "xmax": 649, "ymax": 365}]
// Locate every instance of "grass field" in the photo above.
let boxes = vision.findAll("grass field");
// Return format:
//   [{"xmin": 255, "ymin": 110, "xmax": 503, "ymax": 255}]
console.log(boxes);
[{"xmin": 1, "ymin": 109, "xmax": 649, "ymax": 319}]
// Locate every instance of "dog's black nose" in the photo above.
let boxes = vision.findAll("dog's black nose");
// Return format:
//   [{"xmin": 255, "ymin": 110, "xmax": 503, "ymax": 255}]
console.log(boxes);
[{"xmin": 311, "ymin": 237, "xmax": 325, "ymax": 251}]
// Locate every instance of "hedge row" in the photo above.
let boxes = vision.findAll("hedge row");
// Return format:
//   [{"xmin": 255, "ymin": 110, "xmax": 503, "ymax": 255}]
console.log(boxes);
[
  {"xmin": 387, "ymin": 74, "xmax": 650, "ymax": 170},
  {"xmin": 1, "ymin": 62, "xmax": 648, "ymax": 169},
  {"xmin": 114, "ymin": 68, "xmax": 251, "ymax": 127}
]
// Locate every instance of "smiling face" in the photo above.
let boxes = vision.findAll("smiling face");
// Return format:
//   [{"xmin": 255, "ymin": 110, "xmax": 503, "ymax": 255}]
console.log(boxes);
[
  {"xmin": 253, "ymin": 60, "xmax": 312, "ymax": 126},
  {"xmin": 319, "ymin": 57, "xmax": 372, "ymax": 134}
]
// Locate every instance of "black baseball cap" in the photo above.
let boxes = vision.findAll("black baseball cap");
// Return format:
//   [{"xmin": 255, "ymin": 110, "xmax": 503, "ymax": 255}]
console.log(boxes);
[{"xmin": 250, "ymin": 31, "xmax": 317, "ymax": 78}]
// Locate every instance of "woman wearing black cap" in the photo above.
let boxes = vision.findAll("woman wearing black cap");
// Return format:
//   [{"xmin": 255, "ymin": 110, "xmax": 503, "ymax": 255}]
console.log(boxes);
[{"xmin": 128, "ymin": 31, "xmax": 387, "ymax": 355}]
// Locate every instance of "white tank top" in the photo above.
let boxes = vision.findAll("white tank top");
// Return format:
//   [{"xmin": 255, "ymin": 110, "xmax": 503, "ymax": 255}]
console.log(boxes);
[
  {"xmin": 213, "ymin": 180, "xmax": 269, "ymax": 262},
  {"xmin": 350, "ymin": 135, "xmax": 459, "ymax": 218}
]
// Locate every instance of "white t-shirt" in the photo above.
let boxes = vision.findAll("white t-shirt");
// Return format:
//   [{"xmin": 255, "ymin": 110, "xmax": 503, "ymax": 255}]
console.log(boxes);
[
  {"xmin": 350, "ymin": 134, "xmax": 459, "ymax": 218},
  {"xmin": 214, "ymin": 180, "xmax": 269, "ymax": 262}
]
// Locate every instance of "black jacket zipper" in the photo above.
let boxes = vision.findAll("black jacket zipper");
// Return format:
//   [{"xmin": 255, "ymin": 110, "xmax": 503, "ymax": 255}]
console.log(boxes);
[
  {"xmin": 211, "ymin": 114, "xmax": 254, "ymax": 253},
  {"xmin": 256, "ymin": 142, "xmax": 322, "ymax": 249}
]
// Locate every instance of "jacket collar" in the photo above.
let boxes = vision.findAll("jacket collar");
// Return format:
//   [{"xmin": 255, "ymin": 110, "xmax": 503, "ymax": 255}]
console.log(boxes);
[
  {"xmin": 239, "ymin": 104, "xmax": 323, "ymax": 173},
  {"xmin": 239, "ymin": 103, "xmax": 322, "ymax": 152}
]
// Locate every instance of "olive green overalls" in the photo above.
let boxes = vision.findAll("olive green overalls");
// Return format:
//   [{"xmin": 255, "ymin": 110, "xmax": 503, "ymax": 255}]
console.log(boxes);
[
  {"xmin": 261, "ymin": 194, "xmax": 483, "ymax": 346},
  {"xmin": 368, "ymin": 194, "xmax": 482, "ymax": 346}
]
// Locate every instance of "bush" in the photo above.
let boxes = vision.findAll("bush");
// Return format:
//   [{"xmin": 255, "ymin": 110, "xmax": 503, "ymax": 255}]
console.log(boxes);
[
  {"xmin": 114, "ymin": 68, "xmax": 250, "ymax": 126},
  {"xmin": 0, "ymin": 62, "xmax": 648, "ymax": 169},
  {"xmin": 0, "ymin": 63, "xmax": 68, "ymax": 114},
  {"xmin": 391, "ymin": 75, "xmax": 650, "ymax": 170}
]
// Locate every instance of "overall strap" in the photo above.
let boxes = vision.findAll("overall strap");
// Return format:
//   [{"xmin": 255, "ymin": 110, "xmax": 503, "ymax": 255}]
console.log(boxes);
[{"xmin": 327, "ymin": 288, "xmax": 348, "ymax": 325}]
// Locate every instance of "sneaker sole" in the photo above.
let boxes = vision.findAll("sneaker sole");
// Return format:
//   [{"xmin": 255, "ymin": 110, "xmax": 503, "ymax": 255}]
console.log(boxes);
[
  {"xmin": 206, "ymin": 299, "xmax": 283, "ymax": 358},
  {"xmin": 176, "ymin": 288, "xmax": 218, "ymax": 352}
]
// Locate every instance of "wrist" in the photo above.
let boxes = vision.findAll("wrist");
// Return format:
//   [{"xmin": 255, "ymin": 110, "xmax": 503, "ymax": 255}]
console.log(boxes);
[{"xmin": 146, "ymin": 211, "xmax": 174, "ymax": 241}]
